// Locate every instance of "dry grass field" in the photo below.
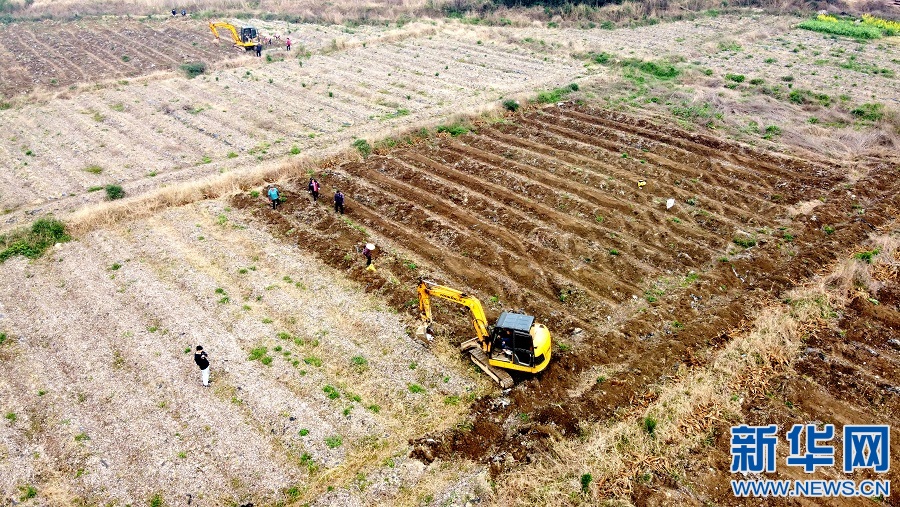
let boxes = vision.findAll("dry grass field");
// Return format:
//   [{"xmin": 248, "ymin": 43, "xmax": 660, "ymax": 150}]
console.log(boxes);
[{"xmin": 1, "ymin": 4, "xmax": 899, "ymax": 506}]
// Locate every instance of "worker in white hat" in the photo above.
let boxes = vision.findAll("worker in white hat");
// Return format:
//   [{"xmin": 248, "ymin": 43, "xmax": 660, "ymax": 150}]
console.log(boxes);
[{"xmin": 363, "ymin": 243, "xmax": 376, "ymax": 271}]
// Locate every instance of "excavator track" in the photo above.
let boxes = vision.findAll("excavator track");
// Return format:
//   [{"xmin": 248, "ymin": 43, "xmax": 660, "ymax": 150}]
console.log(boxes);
[{"xmin": 463, "ymin": 342, "xmax": 514, "ymax": 389}]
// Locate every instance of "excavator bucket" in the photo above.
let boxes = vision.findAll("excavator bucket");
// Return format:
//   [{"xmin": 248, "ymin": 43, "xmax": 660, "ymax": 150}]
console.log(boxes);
[{"xmin": 415, "ymin": 324, "xmax": 434, "ymax": 342}]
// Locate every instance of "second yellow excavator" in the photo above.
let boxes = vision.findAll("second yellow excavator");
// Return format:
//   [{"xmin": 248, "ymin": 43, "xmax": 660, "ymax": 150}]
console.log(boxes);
[
  {"xmin": 208, "ymin": 21, "xmax": 258, "ymax": 50},
  {"xmin": 417, "ymin": 279, "xmax": 552, "ymax": 388}
]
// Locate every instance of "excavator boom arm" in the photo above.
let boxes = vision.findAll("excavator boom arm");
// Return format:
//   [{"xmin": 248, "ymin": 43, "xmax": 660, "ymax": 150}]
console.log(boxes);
[
  {"xmin": 417, "ymin": 280, "xmax": 490, "ymax": 341},
  {"xmin": 209, "ymin": 21, "xmax": 255, "ymax": 48}
]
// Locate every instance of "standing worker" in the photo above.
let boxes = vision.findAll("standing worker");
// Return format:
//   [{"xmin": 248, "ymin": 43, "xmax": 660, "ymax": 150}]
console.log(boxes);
[
  {"xmin": 194, "ymin": 346, "xmax": 210, "ymax": 387},
  {"xmin": 286, "ymin": 37, "xmax": 292, "ymax": 51},
  {"xmin": 308, "ymin": 178, "xmax": 320, "ymax": 202},
  {"xmin": 268, "ymin": 185, "xmax": 280, "ymax": 209},
  {"xmin": 255, "ymin": 41, "xmax": 262, "ymax": 57},
  {"xmin": 333, "ymin": 189, "xmax": 344, "ymax": 215},
  {"xmin": 363, "ymin": 243, "xmax": 375, "ymax": 271}
]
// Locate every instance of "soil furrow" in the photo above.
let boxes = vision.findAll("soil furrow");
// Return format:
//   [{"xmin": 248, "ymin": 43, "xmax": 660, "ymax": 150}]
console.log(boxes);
[
  {"xmin": 411, "ymin": 144, "xmax": 716, "ymax": 273},
  {"xmin": 532, "ymin": 111, "xmax": 782, "ymax": 198},
  {"xmin": 384, "ymin": 154, "xmax": 659, "ymax": 283},
  {"xmin": 325, "ymin": 166, "xmax": 613, "ymax": 319},
  {"xmin": 563, "ymin": 107, "xmax": 837, "ymax": 180},
  {"xmin": 410, "ymin": 158, "xmax": 900, "ymax": 472},
  {"xmin": 393, "ymin": 149, "xmax": 666, "ymax": 282},
  {"xmin": 478, "ymin": 121, "xmax": 780, "ymax": 235},
  {"xmin": 517, "ymin": 114, "xmax": 782, "ymax": 221},
  {"xmin": 444, "ymin": 138, "xmax": 728, "ymax": 257},
  {"xmin": 341, "ymin": 157, "xmax": 635, "ymax": 308}
]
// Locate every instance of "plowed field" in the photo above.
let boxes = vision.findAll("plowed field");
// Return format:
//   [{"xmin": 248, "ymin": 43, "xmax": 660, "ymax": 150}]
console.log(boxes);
[
  {"xmin": 232, "ymin": 103, "xmax": 899, "ymax": 473},
  {"xmin": 0, "ymin": 18, "xmax": 241, "ymax": 97}
]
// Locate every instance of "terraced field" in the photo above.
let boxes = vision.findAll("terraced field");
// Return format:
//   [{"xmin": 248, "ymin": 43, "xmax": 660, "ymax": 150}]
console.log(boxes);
[
  {"xmin": 0, "ymin": 18, "xmax": 236, "ymax": 97},
  {"xmin": 0, "ymin": 19, "xmax": 581, "ymax": 229},
  {"xmin": 232, "ymin": 103, "xmax": 899, "ymax": 480}
]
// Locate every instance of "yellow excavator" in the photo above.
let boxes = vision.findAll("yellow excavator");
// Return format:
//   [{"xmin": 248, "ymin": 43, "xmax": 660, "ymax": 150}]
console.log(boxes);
[
  {"xmin": 416, "ymin": 279, "xmax": 552, "ymax": 388},
  {"xmin": 208, "ymin": 21, "xmax": 258, "ymax": 50}
]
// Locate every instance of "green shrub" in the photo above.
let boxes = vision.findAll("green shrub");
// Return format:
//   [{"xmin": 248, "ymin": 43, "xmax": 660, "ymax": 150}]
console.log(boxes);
[
  {"xmin": 853, "ymin": 248, "xmax": 880, "ymax": 263},
  {"xmin": 642, "ymin": 415, "xmax": 657, "ymax": 437},
  {"xmin": 749, "ymin": 78, "xmax": 764, "ymax": 85},
  {"xmin": 0, "ymin": 218, "xmax": 70, "ymax": 263},
  {"xmin": 502, "ymin": 99, "xmax": 520, "ymax": 112},
  {"xmin": 352, "ymin": 138, "xmax": 372, "ymax": 158},
  {"xmin": 580, "ymin": 473, "xmax": 592, "ymax": 494},
  {"xmin": 763, "ymin": 125, "xmax": 782, "ymax": 139},
  {"xmin": 19, "ymin": 485, "xmax": 37, "ymax": 501},
  {"xmin": 623, "ymin": 59, "xmax": 679, "ymax": 79},
  {"xmin": 851, "ymin": 103, "xmax": 884, "ymax": 121},
  {"xmin": 105, "ymin": 184, "xmax": 125, "ymax": 200},
  {"xmin": 0, "ymin": 332, "xmax": 6, "ymax": 345},
  {"xmin": 323, "ymin": 385, "xmax": 340, "ymax": 399},
  {"xmin": 408, "ymin": 383, "xmax": 425, "ymax": 393},
  {"xmin": 248, "ymin": 346, "xmax": 267, "ymax": 361},
  {"xmin": 733, "ymin": 237, "xmax": 756, "ymax": 248},
  {"xmin": 180, "ymin": 62, "xmax": 207, "ymax": 78},
  {"xmin": 718, "ymin": 41, "xmax": 742, "ymax": 51},
  {"xmin": 324, "ymin": 435, "xmax": 343, "ymax": 448},
  {"xmin": 535, "ymin": 84, "xmax": 578, "ymax": 103},
  {"xmin": 592, "ymin": 52, "xmax": 612, "ymax": 64},
  {"xmin": 788, "ymin": 89, "xmax": 831, "ymax": 107},
  {"xmin": 725, "ymin": 73, "xmax": 745, "ymax": 83},
  {"xmin": 83, "ymin": 164, "xmax": 103, "ymax": 174},
  {"xmin": 436, "ymin": 123, "xmax": 470, "ymax": 136},
  {"xmin": 180, "ymin": 62, "xmax": 206, "ymax": 79},
  {"xmin": 671, "ymin": 102, "xmax": 713, "ymax": 121}
]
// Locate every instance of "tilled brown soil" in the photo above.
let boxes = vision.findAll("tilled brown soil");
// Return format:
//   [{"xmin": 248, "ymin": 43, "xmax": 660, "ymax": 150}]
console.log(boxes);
[
  {"xmin": 687, "ymin": 240, "xmax": 900, "ymax": 507},
  {"xmin": 0, "ymin": 17, "xmax": 238, "ymax": 97},
  {"xmin": 231, "ymin": 104, "xmax": 900, "ymax": 484}
]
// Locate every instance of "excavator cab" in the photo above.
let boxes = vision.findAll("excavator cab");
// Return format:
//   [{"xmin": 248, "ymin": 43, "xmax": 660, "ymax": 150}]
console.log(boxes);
[
  {"xmin": 488, "ymin": 312, "xmax": 551, "ymax": 371},
  {"xmin": 240, "ymin": 27, "xmax": 257, "ymax": 43},
  {"xmin": 491, "ymin": 313, "xmax": 537, "ymax": 367}
]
